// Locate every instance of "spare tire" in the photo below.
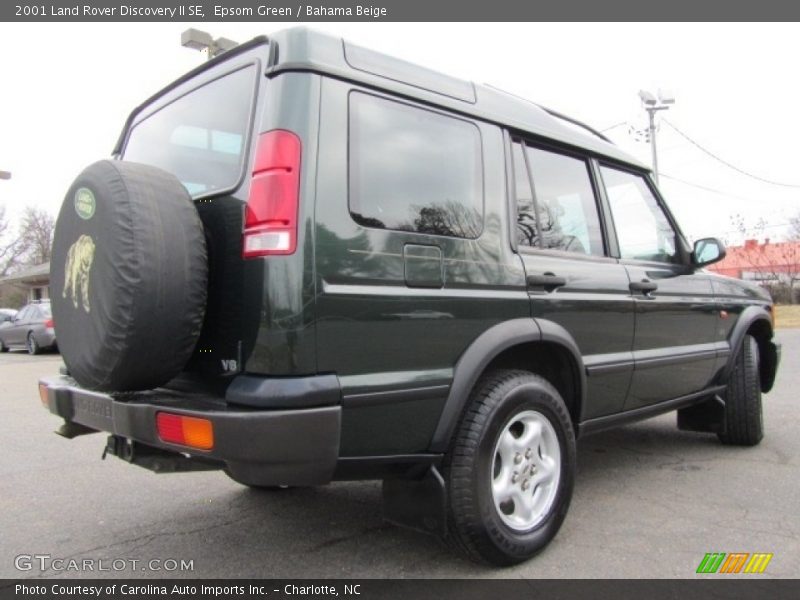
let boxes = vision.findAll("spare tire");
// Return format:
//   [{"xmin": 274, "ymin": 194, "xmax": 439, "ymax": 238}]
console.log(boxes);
[{"xmin": 51, "ymin": 160, "xmax": 207, "ymax": 392}]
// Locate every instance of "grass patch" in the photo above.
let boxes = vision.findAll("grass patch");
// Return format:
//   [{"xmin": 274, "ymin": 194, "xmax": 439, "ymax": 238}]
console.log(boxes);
[{"xmin": 775, "ymin": 304, "xmax": 800, "ymax": 329}]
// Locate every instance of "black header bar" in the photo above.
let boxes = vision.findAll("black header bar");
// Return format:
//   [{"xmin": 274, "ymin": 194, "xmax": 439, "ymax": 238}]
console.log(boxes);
[{"xmin": 3, "ymin": 0, "xmax": 800, "ymax": 22}]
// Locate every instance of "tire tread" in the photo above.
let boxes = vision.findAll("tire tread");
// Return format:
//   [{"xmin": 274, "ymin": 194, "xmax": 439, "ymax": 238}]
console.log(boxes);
[{"xmin": 718, "ymin": 335, "xmax": 763, "ymax": 446}]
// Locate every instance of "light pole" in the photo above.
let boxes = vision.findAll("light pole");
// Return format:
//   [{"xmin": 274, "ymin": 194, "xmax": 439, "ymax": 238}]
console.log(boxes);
[
  {"xmin": 181, "ymin": 28, "xmax": 239, "ymax": 61},
  {"xmin": 638, "ymin": 89, "xmax": 675, "ymax": 185}
]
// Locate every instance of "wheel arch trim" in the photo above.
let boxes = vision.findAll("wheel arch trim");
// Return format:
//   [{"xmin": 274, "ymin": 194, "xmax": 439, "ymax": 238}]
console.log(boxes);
[
  {"xmin": 428, "ymin": 318, "xmax": 586, "ymax": 453},
  {"xmin": 722, "ymin": 305, "xmax": 774, "ymax": 386}
]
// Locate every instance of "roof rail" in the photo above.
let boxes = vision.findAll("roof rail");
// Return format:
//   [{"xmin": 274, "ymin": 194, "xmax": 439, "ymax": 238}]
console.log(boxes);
[
  {"xmin": 483, "ymin": 84, "xmax": 612, "ymax": 144},
  {"xmin": 538, "ymin": 105, "xmax": 612, "ymax": 144}
]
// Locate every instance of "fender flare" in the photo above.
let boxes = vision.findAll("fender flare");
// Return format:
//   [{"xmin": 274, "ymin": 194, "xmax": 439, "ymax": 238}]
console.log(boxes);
[
  {"xmin": 428, "ymin": 318, "xmax": 586, "ymax": 453},
  {"xmin": 721, "ymin": 305, "xmax": 776, "ymax": 390}
]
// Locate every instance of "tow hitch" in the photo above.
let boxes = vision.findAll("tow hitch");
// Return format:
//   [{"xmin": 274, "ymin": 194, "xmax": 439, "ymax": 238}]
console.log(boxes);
[{"xmin": 102, "ymin": 435, "xmax": 222, "ymax": 474}]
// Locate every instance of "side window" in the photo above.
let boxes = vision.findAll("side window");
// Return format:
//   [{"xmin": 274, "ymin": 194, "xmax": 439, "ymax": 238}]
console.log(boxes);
[
  {"xmin": 349, "ymin": 92, "xmax": 483, "ymax": 238},
  {"xmin": 17, "ymin": 307, "xmax": 31, "ymax": 321},
  {"xmin": 600, "ymin": 166, "xmax": 678, "ymax": 263},
  {"xmin": 512, "ymin": 141, "xmax": 605, "ymax": 256}
]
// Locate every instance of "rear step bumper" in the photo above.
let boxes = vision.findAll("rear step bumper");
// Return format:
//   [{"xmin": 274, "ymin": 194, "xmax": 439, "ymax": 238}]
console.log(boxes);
[{"xmin": 38, "ymin": 375, "xmax": 341, "ymax": 486}]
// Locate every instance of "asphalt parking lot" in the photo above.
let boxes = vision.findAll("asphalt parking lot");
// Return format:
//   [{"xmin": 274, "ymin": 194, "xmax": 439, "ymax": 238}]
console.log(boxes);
[{"xmin": 1, "ymin": 331, "xmax": 797, "ymax": 579}]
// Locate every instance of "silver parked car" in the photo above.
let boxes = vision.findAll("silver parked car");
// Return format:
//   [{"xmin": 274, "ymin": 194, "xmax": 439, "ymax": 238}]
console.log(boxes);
[{"xmin": 0, "ymin": 301, "xmax": 56, "ymax": 354}]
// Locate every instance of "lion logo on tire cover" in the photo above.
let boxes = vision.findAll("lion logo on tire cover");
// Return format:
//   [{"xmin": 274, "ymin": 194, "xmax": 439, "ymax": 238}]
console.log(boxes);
[{"xmin": 63, "ymin": 234, "xmax": 95, "ymax": 313}]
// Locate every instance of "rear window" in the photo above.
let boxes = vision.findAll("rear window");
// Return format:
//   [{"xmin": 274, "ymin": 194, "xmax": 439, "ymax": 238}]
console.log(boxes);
[
  {"xmin": 123, "ymin": 65, "xmax": 256, "ymax": 197},
  {"xmin": 349, "ymin": 92, "xmax": 483, "ymax": 239}
]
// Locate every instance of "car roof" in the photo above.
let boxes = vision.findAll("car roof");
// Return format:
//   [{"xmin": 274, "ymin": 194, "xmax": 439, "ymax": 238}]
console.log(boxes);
[
  {"xmin": 266, "ymin": 27, "xmax": 646, "ymax": 170},
  {"xmin": 116, "ymin": 28, "xmax": 646, "ymax": 172}
]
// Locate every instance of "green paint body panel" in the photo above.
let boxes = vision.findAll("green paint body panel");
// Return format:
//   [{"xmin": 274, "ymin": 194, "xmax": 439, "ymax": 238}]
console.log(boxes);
[{"xmin": 117, "ymin": 27, "xmax": 778, "ymax": 464}]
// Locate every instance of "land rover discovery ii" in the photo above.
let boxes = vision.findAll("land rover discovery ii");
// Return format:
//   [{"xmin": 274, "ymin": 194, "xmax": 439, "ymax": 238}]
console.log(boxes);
[{"xmin": 40, "ymin": 28, "xmax": 780, "ymax": 565}]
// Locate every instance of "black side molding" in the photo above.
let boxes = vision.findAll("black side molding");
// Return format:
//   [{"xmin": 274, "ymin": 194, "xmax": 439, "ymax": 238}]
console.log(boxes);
[
  {"xmin": 225, "ymin": 373, "xmax": 341, "ymax": 409},
  {"xmin": 578, "ymin": 385, "xmax": 726, "ymax": 437}
]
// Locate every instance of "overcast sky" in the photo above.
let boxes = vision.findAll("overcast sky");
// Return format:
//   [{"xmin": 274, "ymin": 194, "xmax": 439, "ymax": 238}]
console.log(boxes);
[{"xmin": 0, "ymin": 22, "xmax": 797, "ymax": 245}]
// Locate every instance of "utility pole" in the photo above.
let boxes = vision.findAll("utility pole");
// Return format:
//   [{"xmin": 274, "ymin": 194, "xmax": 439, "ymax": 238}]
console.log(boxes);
[{"xmin": 638, "ymin": 90, "xmax": 675, "ymax": 186}]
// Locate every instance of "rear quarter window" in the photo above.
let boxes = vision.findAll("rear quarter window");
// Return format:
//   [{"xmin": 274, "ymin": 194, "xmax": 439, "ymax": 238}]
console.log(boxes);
[
  {"xmin": 123, "ymin": 65, "xmax": 256, "ymax": 197},
  {"xmin": 348, "ymin": 92, "xmax": 483, "ymax": 239}
]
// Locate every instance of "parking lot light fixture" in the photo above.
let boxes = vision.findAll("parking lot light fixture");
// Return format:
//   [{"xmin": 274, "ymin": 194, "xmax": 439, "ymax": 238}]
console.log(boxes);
[{"xmin": 181, "ymin": 28, "xmax": 239, "ymax": 61}]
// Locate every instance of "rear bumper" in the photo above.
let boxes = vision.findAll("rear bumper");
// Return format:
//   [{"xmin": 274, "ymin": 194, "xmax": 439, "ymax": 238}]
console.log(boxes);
[
  {"xmin": 37, "ymin": 329, "xmax": 57, "ymax": 348},
  {"xmin": 39, "ymin": 375, "xmax": 341, "ymax": 486}
]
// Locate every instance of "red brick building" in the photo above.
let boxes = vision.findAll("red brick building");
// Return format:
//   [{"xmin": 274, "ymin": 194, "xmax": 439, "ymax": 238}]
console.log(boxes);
[{"xmin": 709, "ymin": 239, "xmax": 800, "ymax": 289}]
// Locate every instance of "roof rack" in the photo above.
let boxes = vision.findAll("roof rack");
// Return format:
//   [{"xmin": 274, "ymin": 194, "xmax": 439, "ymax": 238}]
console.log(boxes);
[{"xmin": 483, "ymin": 84, "xmax": 612, "ymax": 144}]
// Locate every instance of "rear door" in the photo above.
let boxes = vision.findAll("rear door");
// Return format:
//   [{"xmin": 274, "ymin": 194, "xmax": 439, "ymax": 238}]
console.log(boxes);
[
  {"xmin": 511, "ymin": 139, "xmax": 635, "ymax": 420},
  {"xmin": 599, "ymin": 164, "xmax": 718, "ymax": 409},
  {"xmin": 314, "ymin": 83, "xmax": 528, "ymax": 455},
  {"xmin": 119, "ymin": 42, "xmax": 282, "ymax": 379}
]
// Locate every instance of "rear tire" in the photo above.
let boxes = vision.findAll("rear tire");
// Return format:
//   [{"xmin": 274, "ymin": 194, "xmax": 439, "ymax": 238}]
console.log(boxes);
[
  {"xmin": 718, "ymin": 334, "xmax": 763, "ymax": 446},
  {"xmin": 0, "ymin": 338, "xmax": 7, "ymax": 353},
  {"xmin": 442, "ymin": 369, "xmax": 576, "ymax": 565},
  {"xmin": 27, "ymin": 333, "xmax": 40, "ymax": 356}
]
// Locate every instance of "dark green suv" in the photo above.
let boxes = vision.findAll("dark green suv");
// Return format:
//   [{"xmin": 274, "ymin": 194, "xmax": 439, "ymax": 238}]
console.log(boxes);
[{"xmin": 40, "ymin": 28, "xmax": 780, "ymax": 565}]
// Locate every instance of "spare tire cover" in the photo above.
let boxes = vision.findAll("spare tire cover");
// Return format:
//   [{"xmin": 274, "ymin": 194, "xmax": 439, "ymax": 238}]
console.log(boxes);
[{"xmin": 51, "ymin": 160, "xmax": 207, "ymax": 392}]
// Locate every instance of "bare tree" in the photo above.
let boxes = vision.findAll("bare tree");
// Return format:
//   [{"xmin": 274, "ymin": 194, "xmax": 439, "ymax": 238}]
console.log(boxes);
[
  {"xmin": 729, "ymin": 213, "xmax": 800, "ymax": 304},
  {"xmin": 0, "ymin": 205, "xmax": 27, "ymax": 277},
  {"xmin": 19, "ymin": 207, "xmax": 55, "ymax": 266},
  {"xmin": 789, "ymin": 211, "xmax": 800, "ymax": 241}
]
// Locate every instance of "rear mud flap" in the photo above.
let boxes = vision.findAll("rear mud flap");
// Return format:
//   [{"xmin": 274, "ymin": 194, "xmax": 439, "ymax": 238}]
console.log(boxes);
[{"xmin": 382, "ymin": 465, "xmax": 448, "ymax": 537}]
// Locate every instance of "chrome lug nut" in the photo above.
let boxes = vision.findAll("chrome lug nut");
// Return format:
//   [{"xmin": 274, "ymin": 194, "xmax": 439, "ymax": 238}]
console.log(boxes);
[
  {"xmin": 521, "ymin": 479, "xmax": 530, "ymax": 491},
  {"xmin": 524, "ymin": 448, "xmax": 532, "ymax": 459},
  {"xmin": 514, "ymin": 453, "xmax": 523, "ymax": 465}
]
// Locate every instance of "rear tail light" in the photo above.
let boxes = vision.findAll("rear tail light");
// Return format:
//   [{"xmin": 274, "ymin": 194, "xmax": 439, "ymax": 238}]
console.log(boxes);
[
  {"xmin": 156, "ymin": 412, "xmax": 214, "ymax": 450},
  {"xmin": 44, "ymin": 318, "xmax": 54, "ymax": 329},
  {"xmin": 243, "ymin": 129, "xmax": 301, "ymax": 258},
  {"xmin": 38, "ymin": 383, "xmax": 49, "ymax": 407}
]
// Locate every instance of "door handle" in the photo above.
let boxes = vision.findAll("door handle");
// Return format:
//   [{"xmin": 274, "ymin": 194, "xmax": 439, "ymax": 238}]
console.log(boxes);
[
  {"xmin": 629, "ymin": 279, "xmax": 658, "ymax": 296},
  {"xmin": 527, "ymin": 273, "xmax": 567, "ymax": 292}
]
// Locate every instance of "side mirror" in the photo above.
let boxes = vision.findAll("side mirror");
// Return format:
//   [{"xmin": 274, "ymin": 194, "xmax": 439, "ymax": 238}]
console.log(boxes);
[{"xmin": 693, "ymin": 237, "xmax": 726, "ymax": 267}]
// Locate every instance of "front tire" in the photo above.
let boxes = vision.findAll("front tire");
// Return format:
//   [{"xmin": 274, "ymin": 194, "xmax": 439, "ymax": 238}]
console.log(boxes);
[
  {"xmin": 718, "ymin": 334, "xmax": 763, "ymax": 446},
  {"xmin": 442, "ymin": 369, "xmax": 576, "ymax": 565},
  {"xmin": 0, "ymin": 337, "xmax": 7, "ymax": 353}
]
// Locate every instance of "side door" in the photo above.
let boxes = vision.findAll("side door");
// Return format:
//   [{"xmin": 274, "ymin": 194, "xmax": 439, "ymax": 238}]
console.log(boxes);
[
  {"xmin": 511, "ymin": 139, "xmax": 635, "ymax": 420},
  {"xmin": 6, "ymin": 306, "xmax": 30, "ymax": 345},
  {"xmin": 598, "ymin": 164, "xmax": 719, "ymax": 409},
  {"xmin": 314, "ymin": 84, "xmax": 528, "ymax": 456}
]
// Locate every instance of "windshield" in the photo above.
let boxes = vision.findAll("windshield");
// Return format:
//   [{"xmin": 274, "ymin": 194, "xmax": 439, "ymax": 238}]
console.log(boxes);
[{"xmin": 123, "ymin": 65, "xmax": 256, "ymax": 197}]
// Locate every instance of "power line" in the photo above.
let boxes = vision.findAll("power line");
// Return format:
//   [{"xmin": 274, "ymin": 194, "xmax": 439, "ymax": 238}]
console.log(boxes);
[
  {"xmin": 662, "ymin": 119, "xmax": 800, "ymax": 188},
  {"xmin": 659, "ymin": 173, "xmax": 754, "ymax": 202},
  {"xmin": 600, "ymin": 121, "xmax": 629, "ymax": 133},
  {"xmin": 658, "ymin": 173, "xmax": 793, "ymax": 238}
]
